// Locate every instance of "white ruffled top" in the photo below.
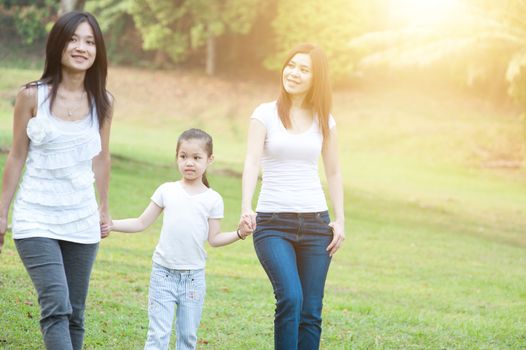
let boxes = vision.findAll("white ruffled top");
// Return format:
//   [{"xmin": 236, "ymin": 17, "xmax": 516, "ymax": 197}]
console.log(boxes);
[{"xmin": 12, "ymin": 83, "xmax": 102, "ymax": 243}]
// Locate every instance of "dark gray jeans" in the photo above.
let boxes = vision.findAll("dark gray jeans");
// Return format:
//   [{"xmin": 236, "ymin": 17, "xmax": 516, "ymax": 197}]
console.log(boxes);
[{"xmin": 15, "ymin": 237, "xmax": 99, "ymax": 350}]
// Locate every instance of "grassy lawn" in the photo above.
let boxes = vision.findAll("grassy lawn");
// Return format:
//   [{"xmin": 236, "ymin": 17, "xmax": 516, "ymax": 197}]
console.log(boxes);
[{"xmin": 0, "ymin": 67, "xmax": 525, "ymax": 349}]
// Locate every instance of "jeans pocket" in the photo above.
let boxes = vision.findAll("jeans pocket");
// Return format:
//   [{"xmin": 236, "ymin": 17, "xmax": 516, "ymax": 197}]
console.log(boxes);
[
  {"xmin": 186, "ymin": 270, "xmax": 206, "ymax": 304},
  {"xmin": 314, "ymin": 211, "xmax": 331, "ymax": 225},
  {"xmin": 256, "ymin": 212, "xmax": 276, "ymax": 226}
]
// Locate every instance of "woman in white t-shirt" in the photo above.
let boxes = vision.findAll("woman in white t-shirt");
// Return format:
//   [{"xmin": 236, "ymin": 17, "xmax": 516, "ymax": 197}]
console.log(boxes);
[
  {"xmin": 108, "ymin": 128, "xmax": 252, "ymax": 350},
  {"xmin": 241, "ymin": 43, "xmax": 345, "ymax": 350}
]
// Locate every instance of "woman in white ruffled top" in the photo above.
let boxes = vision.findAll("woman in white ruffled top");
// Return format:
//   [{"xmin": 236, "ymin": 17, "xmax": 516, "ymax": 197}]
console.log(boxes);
[{"xmin": 0, "ymin": 11, "xmax": 112, "ymax": 349}]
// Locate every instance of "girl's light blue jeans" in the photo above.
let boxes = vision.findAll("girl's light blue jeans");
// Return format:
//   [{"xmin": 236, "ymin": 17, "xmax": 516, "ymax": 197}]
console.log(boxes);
[{"xmin": 144, "ymin": 263, "xmax": 206, "ymax": 350}]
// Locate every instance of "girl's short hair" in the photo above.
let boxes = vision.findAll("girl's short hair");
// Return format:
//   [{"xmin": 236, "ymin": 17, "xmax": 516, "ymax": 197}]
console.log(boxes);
[
  {"xmin": 37, "ymin": 11, "xmax": 111, "ymax": 127},
  {"xmin": 176, "ymin": 128, "xmax": 213, "ymax": 188},
  {"xmin": 277, "ymin": 43, "xmax": 333, "ymax": 140}
]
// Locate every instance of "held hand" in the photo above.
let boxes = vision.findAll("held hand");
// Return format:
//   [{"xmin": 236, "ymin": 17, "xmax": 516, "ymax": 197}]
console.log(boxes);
[
  {"xmin": 241, "ymin": 209, "xmax": 257, "ymax": 231},
  {"xmin": 238, "ymin": 217, "xmax": 253, "ymax": 239},
  {"xmin": 326, "ymin": 221, "xmax": 345, "ymax": 257},
  {"xmin": 0, "ymin": 216, "xmax": 6, "ymax": 254},
  {"xmin": 99, "ymin": 209, "xmax": 112, "ymax": 239}
]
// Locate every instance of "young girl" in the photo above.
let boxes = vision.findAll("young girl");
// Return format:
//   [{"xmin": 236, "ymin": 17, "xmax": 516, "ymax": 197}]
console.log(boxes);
[{"xmin": 107, "ymin": 128, "xmax": 252, "ymax": 350}]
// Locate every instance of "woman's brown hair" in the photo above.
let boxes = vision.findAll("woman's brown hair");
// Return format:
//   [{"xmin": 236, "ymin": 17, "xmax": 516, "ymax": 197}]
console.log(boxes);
[{"xmin": 276, "ymin": 43, "xmax": 333, "ymax": 140}]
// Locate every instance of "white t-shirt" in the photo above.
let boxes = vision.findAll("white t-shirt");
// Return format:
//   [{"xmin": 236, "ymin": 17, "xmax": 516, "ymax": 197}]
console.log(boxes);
[
  {"xmin": 150, "ymin": 181, "xmax": 224, "ymax": 270},
  {"xmin": 251, "ymin": 101, "xmax": 336, "ymax": 213}
]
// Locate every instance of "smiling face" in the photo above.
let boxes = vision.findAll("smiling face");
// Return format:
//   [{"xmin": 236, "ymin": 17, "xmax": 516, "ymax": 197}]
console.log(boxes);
[
  {"xmin": 176, "ymin": 139, "xmax": 213, "ymax": 184},
  {"xmin": 61, "ymin": 21, "xmax": 96, "ymax": 72},
  {"xmin": 282, "ymin": 53, "xmax": 313, "ymax": 100}
]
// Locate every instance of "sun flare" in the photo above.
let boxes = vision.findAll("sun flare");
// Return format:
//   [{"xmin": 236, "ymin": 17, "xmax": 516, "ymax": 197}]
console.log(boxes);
[{"xmin": 389, "ymin": 0, "xmax": 463, "ymax": 25}]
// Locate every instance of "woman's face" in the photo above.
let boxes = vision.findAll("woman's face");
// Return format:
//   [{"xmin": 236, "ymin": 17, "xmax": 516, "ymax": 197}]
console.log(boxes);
[
  {"xmin": 61, "ymin": 21, "xmax": 97, "ymax": 72},
  {"xmin": 282, "ymin": 53, "xmax": 313, "ymax": 98}
]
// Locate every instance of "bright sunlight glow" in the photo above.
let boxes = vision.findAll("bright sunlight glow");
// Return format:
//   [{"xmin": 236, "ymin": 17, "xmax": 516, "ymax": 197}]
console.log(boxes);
[{"xmin": 389, "ymin": 0, "xmax": 463, "ymax": 25}]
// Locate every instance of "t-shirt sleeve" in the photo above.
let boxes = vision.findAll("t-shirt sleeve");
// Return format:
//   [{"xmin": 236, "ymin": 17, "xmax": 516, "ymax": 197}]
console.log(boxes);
[
  {"xmin": 250, "ymin": 103, "xmax": 270, "ymax": 129},
  {"xmin": 209, "ymin": 193, "xmax": 224, "ymax": 219},
  {"xmin": 150, "ymin": 184, "xmax": 165, "ymax": 208},
  {"xmin": 329, "ymin": 114, "xmax": 336, "ymax": 129}
]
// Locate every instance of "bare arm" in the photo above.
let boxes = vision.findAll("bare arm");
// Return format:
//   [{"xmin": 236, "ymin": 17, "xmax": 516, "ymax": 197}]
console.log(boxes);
[
  {"xmin": 207, "ymin": 217, "xmax": 253, "ymax": 248},
  {"xmin": 0, "ymin": 87, "xmax": 36, "ymax": 252},
  {"xmin": 241, "ymin": 119, "xmax": 266, "ymax": 228},
  {"xmin": 322, "ymin": 127, "xmax": 346, "ymax": 256},
  {"xmin": 111, "ymin": 201, "xmax": 163, "ymax": 233},
  {"xmin": 93, "ymin": 93, "xmax": 113, "ymax": 238}
]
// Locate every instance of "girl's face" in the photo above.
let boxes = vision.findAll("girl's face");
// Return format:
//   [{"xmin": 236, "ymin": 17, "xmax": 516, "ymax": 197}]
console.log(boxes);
[
  {"xmin": 177, "ymin": 139, "xmax": 213, "ymax": 184},
  {"xmin": 282, "ymin": 53, "xmax": 313, "ymax": 99},
  {"xmin": 61, "ymin": 21, "xmax": 97, "ymax": 72}
]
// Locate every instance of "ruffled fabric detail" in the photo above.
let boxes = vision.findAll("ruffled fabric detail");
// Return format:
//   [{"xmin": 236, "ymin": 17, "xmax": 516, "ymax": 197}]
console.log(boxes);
[
  {"xmin": 17, "ymin": 187, "xmax": 96, "ymax": 207},
  {"xmin": 12, "ymin": 83, "xmax": 103, "ymax": 241},
  {"xmin": 26, "ymin": 116, "xmax": 59, "ymax": 145},
  {"xmin": 19, "ymin": 171, "xmax": 94, "ymax": 193},
  {"xmin": 14, "ymin": 201, "xmax": 99, "ymax": 225},
  {"xmin": 13, "ymin": 211, "xmax": 100, "ymax": 235},
  {"xmin": 27, "ymin": 135, "xmax": 101, "ymax": 170}
]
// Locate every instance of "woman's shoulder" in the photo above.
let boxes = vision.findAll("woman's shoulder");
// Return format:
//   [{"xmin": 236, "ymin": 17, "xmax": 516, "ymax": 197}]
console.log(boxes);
[
  {"xmin": 251, "ymin": 100, "xmax": 278, "ymax": 123},
  {"xmin": 15, "ymin": 84, "xmax": 39, "ymax": 117},
  {"xmin": 253, "ymin": 100, "xmax": 277, "ymax": 113}
]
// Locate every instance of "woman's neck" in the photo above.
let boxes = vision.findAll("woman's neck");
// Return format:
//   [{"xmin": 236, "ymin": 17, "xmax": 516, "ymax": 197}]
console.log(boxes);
[
  {"xmin": 289, "ymin": 93, "xmax": 306, "ymax": 107},
  {"xmin": 59, "ymin": 68, "xmax": 86, "ymax": 92}
]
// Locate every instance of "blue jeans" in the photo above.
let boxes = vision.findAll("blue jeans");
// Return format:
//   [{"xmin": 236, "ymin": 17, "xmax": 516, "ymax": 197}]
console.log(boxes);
[
  {"xmin": 14, "ymin": 237, "xmax": 99, "ymax": 350},
  {"xmin": 144, "ymin": 263, "xmax": 206, "ymax": 350},
  {"xmin": 253, "ymin": 211, "xmax": 333, "ymax": 350}
]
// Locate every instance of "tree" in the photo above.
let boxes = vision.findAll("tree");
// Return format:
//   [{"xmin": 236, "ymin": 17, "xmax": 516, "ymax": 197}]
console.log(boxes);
[
  {"xmin": 349, "ymin": 0, "xmax": 526, "ymax": 163},
  {"xmin": 267, "ymin": 0, "xmax": 373, "ymax": 82},
  {"xmin": 119, "ymin": 0, "xmax": 266, "ymax": 74}
]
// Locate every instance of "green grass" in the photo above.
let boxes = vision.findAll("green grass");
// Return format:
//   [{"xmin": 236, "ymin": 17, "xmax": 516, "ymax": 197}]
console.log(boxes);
[{"xmin": 0, "ymin": 67, "xmax": 525, "ymax": 349}]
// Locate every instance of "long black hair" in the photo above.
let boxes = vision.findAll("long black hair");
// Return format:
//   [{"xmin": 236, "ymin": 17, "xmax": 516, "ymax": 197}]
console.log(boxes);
[
  {"xmin": 34, "ymin": 11, "xmax": 111, "ymax": 127},
  {"xmin": 176, "ymin": 128, "xmax": 214, "ymax": 188}
]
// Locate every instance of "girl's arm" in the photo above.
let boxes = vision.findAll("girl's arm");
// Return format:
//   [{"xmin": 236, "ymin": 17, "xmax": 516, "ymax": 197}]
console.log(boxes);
[
  {"xmin": 0, "ymin": 87, "xmax": 36, "ymax": 252},
  {"xmin": 322, "ymin": 127, "xmax": 346, "ymax": 256},
  {"xmin": 241, "ymin": 119, "xmax": 266, "ymax": 229},
  {"xmin": 111, "ymin": 201, "xmax": 163, "ymax": 233},
  {"xmin": 207, "ymin": 217, "xmax": 252, "ymax": 247},
  {"xmin": 93, "ymin": 92, "xmax": 113, "ymax": 238}
]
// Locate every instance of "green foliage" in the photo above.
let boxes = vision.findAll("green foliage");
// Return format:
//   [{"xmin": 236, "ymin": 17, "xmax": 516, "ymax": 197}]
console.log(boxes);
[
  {"xmin": 349, "ymin": 0, "xmax": 526, "ymax": 114},
  {"xmin": 0, "ymin": 0, "xmax": 57, "ymax": 45},
  {"xmin": 267, "ymin": 0, "xmax": 370, "ymax": 81},
  {"xmin": 86, "ymin": 0, "xmax": 148, "ymax": 65},
  {"xmin": 124, "ymin": 0, "xmax": 265, "ymax": 64}
]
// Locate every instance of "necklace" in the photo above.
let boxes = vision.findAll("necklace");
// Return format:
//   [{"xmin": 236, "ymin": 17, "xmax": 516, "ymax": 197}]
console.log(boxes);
[{"xmin": 58, "ymin": 89, "xmax": 86, "ymax": 118}]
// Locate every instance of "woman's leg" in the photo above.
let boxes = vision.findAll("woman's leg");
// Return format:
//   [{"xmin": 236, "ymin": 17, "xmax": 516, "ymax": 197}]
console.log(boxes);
[
  {"xmin": 175, "ymin": 269, "xmax": 206, "ymax": 350},
  {"xmin": 144, "ymin": 263, "xmax": 177, "ymax": 350},
  {"xmin": 296, "ymin": 212, "xmax": 333, "ymax": 350},
  {"xmin": 15, "ymin": 237, "xmax": 74, "ymax": 350},
  {"xmin": 60, "ymin": 240, "xmax": 99, "ymax": 350},
  {"xmin": 253, "ymin": 213, "xmax": 303, "ymax": 350}
]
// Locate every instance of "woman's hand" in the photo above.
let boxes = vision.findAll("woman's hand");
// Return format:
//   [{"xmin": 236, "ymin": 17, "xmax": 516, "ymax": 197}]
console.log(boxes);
[
  {"xmin": 0, "ymin": 215, "xmax": 7, "ymax": 253},
  {"xmin": 326, "ymin": 220, "xmax": 345, "ymax": 257},
  {"xmin": 99, "ymin": 208, "xmax": 112, "ymax": 239},
  {"xmin": 238, "ymin": 215, "xmax": 254, "ymax": 239},
  {"xmin": 241, "ymin": 209, "xmax": 257, "ymax": 231}
]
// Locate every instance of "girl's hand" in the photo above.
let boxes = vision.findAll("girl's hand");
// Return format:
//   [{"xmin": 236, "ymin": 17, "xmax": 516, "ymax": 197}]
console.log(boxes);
[
  {"xmin": 100, "ymin": 221, "xmax": 112, "ymax": 237},
  {"xmin": 241, "ymin": 209, "xmax": 256, "ymax": 231},
  {"xmin": 238, "ymin": 216, "xmax": 253, "ymax": 239},
  {"xmin": 99, "ymin": 208, "xmax": 112, "ymax": 239},
  {"xmin": 326, "ymin": 221, "xmax": 345, "ymax": 257}
]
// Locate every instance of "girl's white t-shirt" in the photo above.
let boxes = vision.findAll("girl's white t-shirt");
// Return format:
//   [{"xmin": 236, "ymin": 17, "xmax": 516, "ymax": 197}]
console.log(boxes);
[
  {"xmin": 150, "ymin": 181, "xmax": 224, "ymax": 270},
  {"xmin": 251, "ymin": 101, "xmax": 336, "ymax": 213}
]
